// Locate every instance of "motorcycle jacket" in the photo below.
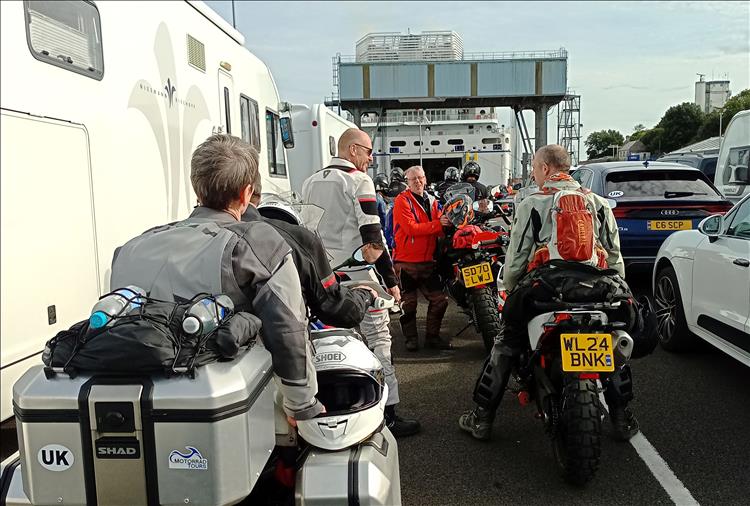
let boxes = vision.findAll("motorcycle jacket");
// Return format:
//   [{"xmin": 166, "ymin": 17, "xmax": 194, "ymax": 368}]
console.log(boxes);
[
  {"xmin": 241, "ymin": 206, "xmax": 373, "ymax": 328},
  {"xmin": 504, "ymin": 173, "xmax": 624, "ymax": 291},
  {"xmin": 392, "ymin": 189, "xmax": 444, "ymax": 263},
  {"xmin": 302, "ymin": 157, "xmax": 398, "ymax": 288},
  {"xmin": 110, "ymin": 206, "xmax": 323, "ymax": 421}
]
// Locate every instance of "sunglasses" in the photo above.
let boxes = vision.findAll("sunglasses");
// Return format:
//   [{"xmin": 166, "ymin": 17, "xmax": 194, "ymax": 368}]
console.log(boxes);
[{"xmin": 353, "ymin": 143, "xmax": 373, "ymax": 156}]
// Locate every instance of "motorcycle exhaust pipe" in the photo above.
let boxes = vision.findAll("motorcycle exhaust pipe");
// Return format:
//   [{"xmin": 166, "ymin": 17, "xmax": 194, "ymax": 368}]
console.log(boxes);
[{"xmin": 612, "ymin": 330, "xmax": 634, "ymax": 364}]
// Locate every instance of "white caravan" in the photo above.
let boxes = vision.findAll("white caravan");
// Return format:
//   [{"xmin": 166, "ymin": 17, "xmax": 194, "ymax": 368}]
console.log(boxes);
[
  {"xmin": 285, "ymin": 103, "xmax": 357, "ymax": 194},
  {"xmin": 714, "ymin": 109, "xmax": 750, "ymax": 203},
  {"xmin": 0, "ymin": 0, "xmax": 293, "ymax": 422}
]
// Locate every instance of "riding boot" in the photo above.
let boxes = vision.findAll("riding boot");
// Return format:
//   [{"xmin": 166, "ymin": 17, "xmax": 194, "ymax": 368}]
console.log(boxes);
[
  {"xmin": 603, "ymin": 365, "xmax": 640, "ymax": 441},
  {"xmin": 385, "ymin": 404, "xmax": 421, "ymax": 438},
  {"xmin": 399, "ymin": 312, "xmax": 419, "ymax": 351},
  {"xmin": 458, "ymin": 352, "xmax": 514, "ymax": 441}
]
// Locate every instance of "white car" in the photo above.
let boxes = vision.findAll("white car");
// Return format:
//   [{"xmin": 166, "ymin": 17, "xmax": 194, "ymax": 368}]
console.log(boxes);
[{"xmin": 653, "ymin": 193, "xmax": 750, "ymax": 365}]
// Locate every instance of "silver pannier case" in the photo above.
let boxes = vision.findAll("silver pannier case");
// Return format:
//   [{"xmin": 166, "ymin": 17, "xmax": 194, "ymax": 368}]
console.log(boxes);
[{"xmin": 12, "ymin": 345, "xmax": 275, "ymax": 506}]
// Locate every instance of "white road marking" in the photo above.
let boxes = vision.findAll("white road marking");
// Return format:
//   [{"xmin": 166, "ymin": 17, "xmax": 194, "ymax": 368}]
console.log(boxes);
[{"xmin": 598, "ymin": 393, "xmax": 699, "ymax": 506}]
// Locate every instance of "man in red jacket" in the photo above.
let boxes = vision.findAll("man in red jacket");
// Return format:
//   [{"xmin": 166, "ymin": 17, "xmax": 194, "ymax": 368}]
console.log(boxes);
[{"xmin": 393, "ymin": 166, "xmax": 453, "ymax": 351}]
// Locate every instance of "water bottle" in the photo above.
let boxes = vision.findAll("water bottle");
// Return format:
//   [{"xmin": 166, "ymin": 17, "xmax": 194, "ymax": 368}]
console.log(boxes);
[
  {"xmin": 89, "ymin": 285, "xmax": 146, "ymax": 329},
  {"xmin": 181, "ymin": 295, "xmax": 234, "ymax": 337}
]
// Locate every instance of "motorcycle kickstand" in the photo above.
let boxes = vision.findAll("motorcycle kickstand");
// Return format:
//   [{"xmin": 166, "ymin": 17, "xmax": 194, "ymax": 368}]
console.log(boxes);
[{"xmin": 456, "ymin": 321, "xmax": 473, "ymax": 337}]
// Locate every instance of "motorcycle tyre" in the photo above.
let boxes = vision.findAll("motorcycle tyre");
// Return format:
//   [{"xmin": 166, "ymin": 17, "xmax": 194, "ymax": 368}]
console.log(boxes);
[
  {"xmin": 552, "ymin": 378, "xmax": 602, "ymax": 486},
  {"xmin": 469, "ymin": 286, "xmax": 502, "ymax": 354}
]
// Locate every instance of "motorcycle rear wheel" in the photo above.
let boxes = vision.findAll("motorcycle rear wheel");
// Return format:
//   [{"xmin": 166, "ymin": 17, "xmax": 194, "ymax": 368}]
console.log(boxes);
[
  {"xmin": 552, "ymin": 378, "xmax": 602, "ymax": 486},
  {"xmin": 469, "ymin": 286, "xmax": 502, "ymax": 354}
]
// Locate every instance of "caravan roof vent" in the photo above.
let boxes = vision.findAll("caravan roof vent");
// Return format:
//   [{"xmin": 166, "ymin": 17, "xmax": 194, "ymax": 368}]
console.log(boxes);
[{"xmin": 187, "ymin": 34, "xmax": 206, "ymax": 72}]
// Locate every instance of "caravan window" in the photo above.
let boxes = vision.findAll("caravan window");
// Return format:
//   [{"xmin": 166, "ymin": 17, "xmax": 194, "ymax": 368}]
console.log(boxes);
[
  {"xmin": 266, "ymin": 111, "xmax": 287, "ymax": 177},
  {"xmin": 240, "ymin": 95, "xmax": 260, "ymax": 150},
  {"xmin": 24, "ymin": 0, "xmax": 104, "ymax": 80}
]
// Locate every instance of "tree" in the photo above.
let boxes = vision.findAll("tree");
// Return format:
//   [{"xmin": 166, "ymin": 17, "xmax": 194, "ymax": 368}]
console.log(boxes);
[
  {"xmin": 694, "ymin": 88, "xmax": 750, "ymax": 141},
  {"xmin": 656, "ymin": 102, "xmax": 704, "ymax": 153},
  {"xmin": 640, "ymin": 127, "xmax": 664, "ymax": 155},
  {"xmin": 584, "ymin": 129, "xmax": 624, "ymax": 159}
]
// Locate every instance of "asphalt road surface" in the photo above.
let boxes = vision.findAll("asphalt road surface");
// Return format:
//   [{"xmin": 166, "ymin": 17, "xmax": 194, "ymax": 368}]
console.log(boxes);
[{"xmin": 391, "ymin": 273, "xmax": 750, "ymax": 506}]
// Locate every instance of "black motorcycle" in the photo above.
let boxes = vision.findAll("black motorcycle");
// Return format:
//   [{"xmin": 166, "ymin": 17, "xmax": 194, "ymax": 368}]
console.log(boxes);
[{"xmin": 439, "ymin": 183, "xmax": 510, "ymax": 353}]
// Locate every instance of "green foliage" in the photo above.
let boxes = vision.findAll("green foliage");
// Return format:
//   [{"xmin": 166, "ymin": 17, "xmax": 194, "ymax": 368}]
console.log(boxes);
[
  {"xmin": 640, "ymin": 127, "xmax": 664, "ymax": 154},
  {"xmin": 584, "ymin": 129, "xmax": 624, "ymax": 159},
  {"xmin": 655, "ymin": 102, "xmax": 704, "ymax": 154},
  {"xmin": 694, "ymin": 88, "xmax": 750, "ymax": 141}
]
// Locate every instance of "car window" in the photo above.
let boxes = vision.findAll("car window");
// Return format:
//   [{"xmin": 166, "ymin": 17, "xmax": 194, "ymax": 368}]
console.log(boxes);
[
  {"xmin": 604, "ymin": 170, "xmax": 721, "ymax": 200},
  {"xmin": 572, "ymin": 168, "xmax": 593, "ymax": 188},
  {"xmin": 725, "ymin": 198, "xmax": 750, "ymax": 239}
]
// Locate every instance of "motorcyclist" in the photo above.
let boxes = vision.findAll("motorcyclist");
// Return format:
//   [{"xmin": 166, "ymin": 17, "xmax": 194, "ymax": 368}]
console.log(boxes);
[
  {"xmin": 460, "ymin": 161, "xmax": 489, "ymax": 201},
  {"xmin": 373, "ymin": 172, "xmax": 390, "ymax": 228},
  {"xmin": 387, "ymin": 167, "xmax": 408, "ymax": 198},
  {"xmin": 458, "ymin": 144, "xmax": 639, "ymax": 442},
  {"xmin": 110, "ymin": 134, "xmax": 323, "ymax": 425},
  {"xmin": 435, "ymin": 166, "xmax": 460, "ymax": 203},
  {"xmin": 244, "ymin": 195, "xmax": 376, "ymax": 329}
]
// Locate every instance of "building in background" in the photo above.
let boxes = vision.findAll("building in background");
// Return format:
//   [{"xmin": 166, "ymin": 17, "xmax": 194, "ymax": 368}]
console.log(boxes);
[
  {"xmin": 350, "ymin": 31, "xmax": 515, "ymax": 186},
  {"xmin": 695, "ymin": 74, "xmax": 731, "ymax": 113}
]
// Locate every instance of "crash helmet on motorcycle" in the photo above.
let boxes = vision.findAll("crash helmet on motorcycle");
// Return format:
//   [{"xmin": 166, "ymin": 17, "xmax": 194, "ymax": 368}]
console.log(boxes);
[
  {"xmin": 443, "ymin": 194, "xmax": 475, "ymax": 228},
  {"xmin": 444, "ymin": 166, "xmax": 460, "ymax": 183},
  {"xmin": 373, "ymin": 173, "xmax": 389, "ymax": 192},
  {"xmin": 390, "ymin": 167, "xmax": 405, "ymax": 184},
  {"xmin": 461, "ymin": 161, "xmax": 481, "ymax": 182},
  {"xmin": 257, "ymin": 195, "xmax": 302, "ymax": 225},
  {"xmin": 296, "ymin": 331, "xmax": 388, "ymax": 451}
]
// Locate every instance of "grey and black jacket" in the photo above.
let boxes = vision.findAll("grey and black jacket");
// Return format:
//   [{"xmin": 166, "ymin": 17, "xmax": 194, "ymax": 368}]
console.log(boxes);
[
  {"xmin": 242, "ymin": 206, "xmax": 373, "ymax": 328},
  {"xmin": 110, "ymin": 206, "xmax": 322, "ymax": 420},
  {"xmin": 301, "ymin": 157, "xmax": 398, "ymax": 288}
]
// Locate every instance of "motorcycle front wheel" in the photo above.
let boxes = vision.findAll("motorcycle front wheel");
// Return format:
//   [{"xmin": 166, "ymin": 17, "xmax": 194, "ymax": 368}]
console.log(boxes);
[
  {"xmin": 552, "ymin": 378, "xmax": 602, "ymax": 486},
  {"xmin": 469, "ymin": 286, "xmax": 502, "ymax": 353}
]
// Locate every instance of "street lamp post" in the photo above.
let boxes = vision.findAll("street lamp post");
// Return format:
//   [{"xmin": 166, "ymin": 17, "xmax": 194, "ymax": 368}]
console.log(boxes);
[{"xmin": 719, "ymin": 107, "xmax": 725, "ymax": 137}]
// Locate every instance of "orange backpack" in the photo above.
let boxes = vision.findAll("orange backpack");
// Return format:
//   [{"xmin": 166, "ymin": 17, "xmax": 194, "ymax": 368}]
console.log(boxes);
[{"xmin": 527, "ymin": 188, "xmax": 608, "ymax": 272}]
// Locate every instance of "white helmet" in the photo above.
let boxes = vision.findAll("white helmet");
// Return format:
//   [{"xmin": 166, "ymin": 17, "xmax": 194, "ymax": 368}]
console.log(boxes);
[
  {"xmin": 296, "ymin": 330, "xmax": 387, "ymax": 450},
  {"xmin": 257, "ymin": 195, "xmax": 302, "ymax": 225}
]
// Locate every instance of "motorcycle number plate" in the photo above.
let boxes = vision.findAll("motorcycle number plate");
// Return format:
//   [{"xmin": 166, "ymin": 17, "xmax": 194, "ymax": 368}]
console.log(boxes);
[
  {"xmin": 461, "ymin": 262, "xmax": 493, "ymax": 287},
  {"xmin": 560, "ymin": 333, "xmax": 615, "ymax": 372}
]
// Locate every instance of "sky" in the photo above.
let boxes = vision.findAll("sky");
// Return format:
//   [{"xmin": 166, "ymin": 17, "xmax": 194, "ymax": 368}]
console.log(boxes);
[{"xmin": 205, "ymin": 1, "xmax": 750, "ymax": 150}]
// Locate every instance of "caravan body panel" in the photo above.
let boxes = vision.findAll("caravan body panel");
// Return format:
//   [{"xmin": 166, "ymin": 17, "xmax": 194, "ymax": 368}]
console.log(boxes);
[{"xmin": 0, "ymin": 0, "xmax": 291, "ymax": 421}]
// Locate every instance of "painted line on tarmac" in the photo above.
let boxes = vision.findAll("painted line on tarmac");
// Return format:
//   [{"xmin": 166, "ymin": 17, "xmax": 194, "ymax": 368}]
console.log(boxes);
[{"xmin": 599, "ymin": 393, "xmax": 699, "ymax": 505}]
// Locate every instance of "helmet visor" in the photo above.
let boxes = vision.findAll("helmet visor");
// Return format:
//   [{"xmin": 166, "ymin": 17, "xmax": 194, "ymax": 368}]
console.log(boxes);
[{"xmin": 314, "ymin": 370, "xmax": 384, "ymax": 417}]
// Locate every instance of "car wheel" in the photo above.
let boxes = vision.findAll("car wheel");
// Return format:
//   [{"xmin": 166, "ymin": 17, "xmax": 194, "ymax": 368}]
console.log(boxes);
[{"xmin": 654, "ymin": 265, "xmax": 697, "ymax": 351}]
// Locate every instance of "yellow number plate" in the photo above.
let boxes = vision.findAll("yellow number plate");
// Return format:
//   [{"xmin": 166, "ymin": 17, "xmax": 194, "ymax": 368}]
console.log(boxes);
[
  {"xmin": 461, "ymin": 262, "xmax": 493, "ymax": 288},
  {"xmin": 560, "ymin": 333, "xmax": 615, "ymax": 372},
  {"xmin": 647, "ymin": 220, "xmax": 692, "ymax": 231}
]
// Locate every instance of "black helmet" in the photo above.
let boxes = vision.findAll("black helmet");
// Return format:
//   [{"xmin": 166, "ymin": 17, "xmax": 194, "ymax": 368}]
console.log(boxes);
[
  {"xmin": 373, "ymin": 173, "xmax": 389, "ymax": 192},
  {"xmin": 444, "ymin": 166, "xmax": 460, "ymax": 183},
  {"xmin": 630, "ymin": 295, "xmax": 659, "ymax": 359},
  {"xmin": 461, "ymin": 162, "xmax": 481, "ymax": 181},
  {"xmin": 390, "ymin": 167, "xmax": 405, "ymax": 184}
]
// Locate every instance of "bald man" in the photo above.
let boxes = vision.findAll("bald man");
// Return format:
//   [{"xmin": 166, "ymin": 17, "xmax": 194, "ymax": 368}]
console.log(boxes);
[
  {"xmin": 460, "ymin": 144, "xmax": 639, "ymax": 443},
  {"xmin": 302, "ymin": 127, "xmax": 420, "ymax": 438}
]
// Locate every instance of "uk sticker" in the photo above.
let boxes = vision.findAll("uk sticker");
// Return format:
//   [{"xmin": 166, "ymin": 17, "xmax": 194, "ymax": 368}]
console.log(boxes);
[
  {"xmin": 608, "ymin": 190, "xmax": 624, "ymax": 198},
  {"xmin": 38, "ymin": 444, "xmax": 74, "ymax": 471},
  {"xmin": 168, "ymin": 447, "xmax": 208, "ymax": 470}
]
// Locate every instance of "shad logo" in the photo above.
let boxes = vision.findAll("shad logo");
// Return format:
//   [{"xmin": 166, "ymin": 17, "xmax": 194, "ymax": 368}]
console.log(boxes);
[
  {"xmin": 38, "ymin": 444, "xmax": 74, "ymax": 471},
  {"xmin": 169, "ymin": 447, "xmax": 208, "ymax": 470}
]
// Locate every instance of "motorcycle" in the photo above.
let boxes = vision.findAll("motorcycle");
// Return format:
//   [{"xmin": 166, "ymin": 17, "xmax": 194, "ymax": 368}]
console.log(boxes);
[
  {"xmin": 0, "ymin": 246, "xmax": 402, "ymax": 506},
  {"xmin": 503, "ymin": 274, "xmax": 635, "ymax": 485},
  {"xmin": 439, "ymin": 183, "xmax": 510, "ymax": 353}
]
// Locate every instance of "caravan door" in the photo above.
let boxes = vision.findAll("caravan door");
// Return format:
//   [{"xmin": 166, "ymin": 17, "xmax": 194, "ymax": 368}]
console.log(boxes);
[
  {"xmin": 218, "ymin": 68, "xmax": 234, "ymax": 135},
  {"xmin": 0, "ymin": 110, "xmax": 100, "ymax": 421}
]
